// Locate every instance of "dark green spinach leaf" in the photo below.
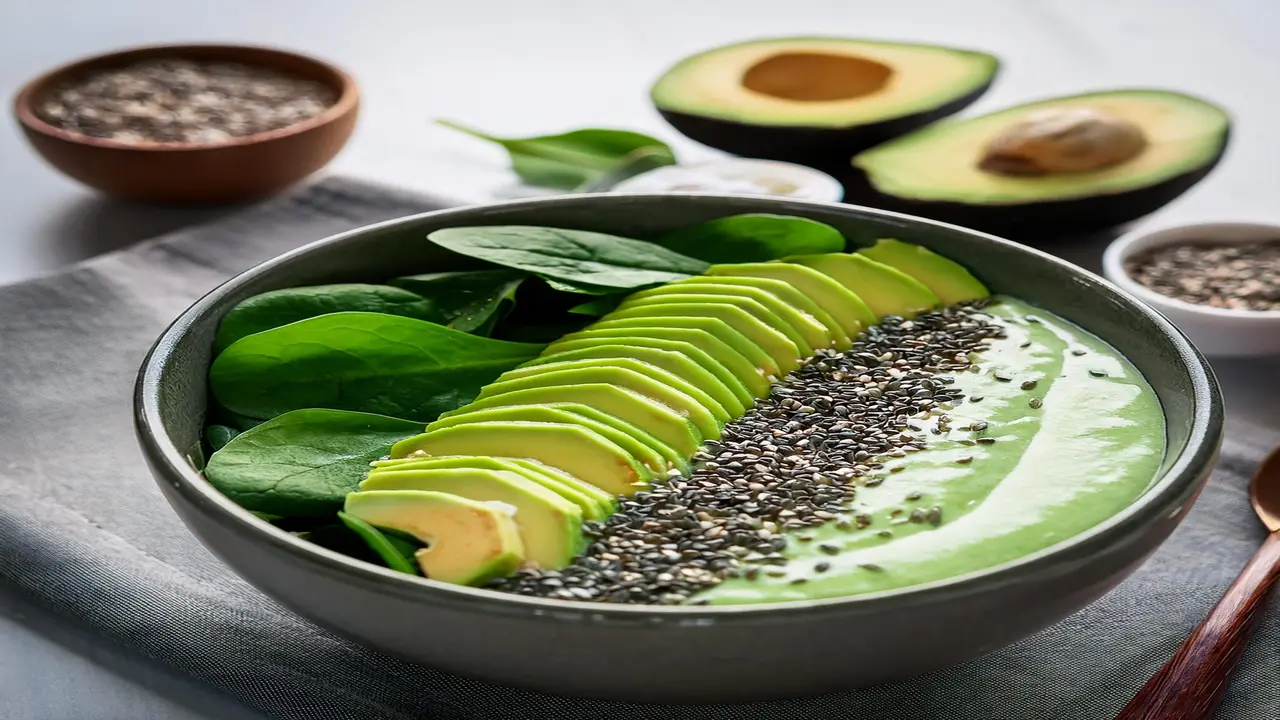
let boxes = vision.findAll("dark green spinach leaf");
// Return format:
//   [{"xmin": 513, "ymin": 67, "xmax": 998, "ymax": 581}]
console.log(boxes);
[
  {"xmin": 391, "ymin": 269, "xmax": 525, "ymax": 335},
  {"xmin": 428, "ymin": 226, "xmax": 709, "ymax": 291},
  {"xmin": 204, "ymin": 425, "xmax": 240, "ymax": 453},
  {"xmin": 210, "ymin": 312, "xmax": 545, "ymax": 421},
  {"xmin": 213, "ymin": 284, "xmax": 436, "ymax": 352},
  {"xmin": 205, "ymin": 409, "xmax": 423, "ymax": 518},
  {"xmin": 436, "ymin": 120, "xmax": 676, "ymax": 190},
  {"xmin": 338, "ymin": 511, "xmax": 420, "ymax": 575},
  {"xmin": 652, "ymin": 214, "xmax": 846, "ymax": 263}
]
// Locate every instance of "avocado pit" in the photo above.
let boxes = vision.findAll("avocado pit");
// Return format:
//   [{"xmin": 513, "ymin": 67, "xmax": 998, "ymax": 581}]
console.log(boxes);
[
  {"xmin": 978, "ymin": 107, "xmax": 1148, "ymax": 176},
  {"xmin": 742, "ymin": 52, "xmax": 893, "ymax": 102}
]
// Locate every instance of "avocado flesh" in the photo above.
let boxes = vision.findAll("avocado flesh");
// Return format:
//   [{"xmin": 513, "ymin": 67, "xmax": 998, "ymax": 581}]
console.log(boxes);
[
  {"xmin": 547, "ymin": 330, "xmax": 767, "ymax": 400},
  {"xmin": 343, "ymin": 490, "xmax": 524, "ymax": 586},
  {"xmin": 422, "ymin": 404, "xmax": 683, "ymax": 475},
  {"xmin": 603, "ymin": 304, "xmax": 800, "ymax": 375},
  {"xmin": 852, "ymin": 89, "xmax": 1230, "ymax": 204},
  {"xmin": 497, "ymin": 357, "xmax": 732, "ymax": 424},
  {"xmin": 651, "ymin": 37, "xmax": 998, "ymax": 128},
  {"xmin": 859, "ymin": 239, "xmax": 989, "ymax": 304},
  {"xmin": 367, "ymin": 455, "xmax": 613, "ymax": 520},
  {"xmin": 789, "ymin": 253, "xmax": 939, "ymax": 318},
  {"xmin": 617, "ymin": 293, "xmax": 813, "ymax": 358},
  {"xmin": 705, "ymin": 263, "xmax": 875, "ymax": 338},
  {"xmin": 476, "ymin": 366, "xmax": 721, "ymax": 440},
  {"xmin": 437, "ymin": 384, "xmax": 701, "ymax": 458},
  {"xmin": 358, "ymin": 468, "xmax": 583, "ymax": 570},
  {"xmin": 675, "ymin": 276, "xmax": 852, "ymax": 350},
  {"xmin": 584, "ymin": 318, "xmax": 778, "ymax": 386},
  {"xmin": 628, "ymin": 283, "xmax": 835, "ymax": 352},
  {"xmin": 392, "ymin": 421, "xmax": 650, "ymax": 496},
  {"xmin": 524, "ymin": 345, "xmax": 746, "ymax": 417}
]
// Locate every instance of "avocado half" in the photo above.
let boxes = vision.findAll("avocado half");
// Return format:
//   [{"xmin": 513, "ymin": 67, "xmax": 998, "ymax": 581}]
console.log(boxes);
[
  {"xmin": 844, "ymin": 89, "xmax": 1231, "ymax": 239},
  {"xmin": 650, "ymin": 37, "xmax": 999, "ymax": 172}
]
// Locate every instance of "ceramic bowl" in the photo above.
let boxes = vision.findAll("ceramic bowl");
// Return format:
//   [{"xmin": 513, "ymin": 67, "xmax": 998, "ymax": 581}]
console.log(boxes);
[
  {"xmin": 13, "ymin": 43, "xmax": 359, "ymax": 204},
  {"xmin": 1103, "ymin": 221, "xmax": 1280, "ymax": 357},
  {"xmin": 135, "ymin": 194, "xmax": 1222, "ymax": 701}
]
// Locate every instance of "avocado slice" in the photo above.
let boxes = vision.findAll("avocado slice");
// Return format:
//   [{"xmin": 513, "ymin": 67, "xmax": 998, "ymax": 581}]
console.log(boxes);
[
  {"xmin": 524, "ymin": 345, "xmax": 746, "ymax": 416},
  {"xmin": 343, "ymin": 490, "xmax": 524, "ymax": 585},
  {"xmin": 586, "ymin": 317, "xmax": 778, "ymax": 384},
  {"xmin": 422, "ymin": 404, "xmax": 685, "ymax": 475},
  {"xmin": 650, "ymin": 37, "xmax": 998, "ymax": 170},
  {"xmin": 674, "ymin": 276, "xmax": 852, "ymax": 350},
  {"xmin": 626, "ymin": 283, "xmax": 835, "ymax": 352},
  {"xmin": 359, "ymin": 468, "xmax": 584, "ymax": 569},
  {"xmin": 545, "ymin": 332, "xmax": 760, "ymax": 404},
  {"xmin": 848, "ymin": 89, "xmax": 1231, "ymax": 237},
  {"xmin": 498, "ymin": 357, "xmax": 732, "ymax": 424},
  {"xmin": 616, "ymin": 293, "xmax": 813, "ymax": 358},
  {"xmin": 705, "ymin": 262, "xmax": 875, "ymax": 339},
  {"xmin": 859, "ymin": 239, "xmax": 989, "ymax": 305},
  {"xmin": 476, "ymin": 366, "xmax": 722, "ymax": 440},
  {"xmin": 603, "ymin": 304, "xmax": 801, "ymax": 375},
  {"xmin": 788, "ymin": 253, "xmax": 938, "ymax": 318},
  {"xmin": 439, "ymin": 385, "xmax": 701, "ymax": 458},
  {"xmin": 367, "ymin": 455, "xmax": 613, "ymax": 520},
  {"xmin": 392, "ymin": 421, "xmax": 651, "ymax": 496}
]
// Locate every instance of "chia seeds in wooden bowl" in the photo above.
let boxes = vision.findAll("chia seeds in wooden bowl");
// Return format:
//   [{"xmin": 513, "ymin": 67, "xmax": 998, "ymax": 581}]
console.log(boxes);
[
  {"xmin": 14, "ymin": 44, "xmax": 358, "ymax": 203},
  {"xmin": 37, "ymin": 58, "xmax": 339, "ymax": 145}
]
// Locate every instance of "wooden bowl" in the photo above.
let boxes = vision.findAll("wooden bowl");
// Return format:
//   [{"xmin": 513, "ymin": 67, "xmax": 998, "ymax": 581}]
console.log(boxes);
[{"xmin": 13, "ymin": 44, "xmax": 359, "ymax": 204}]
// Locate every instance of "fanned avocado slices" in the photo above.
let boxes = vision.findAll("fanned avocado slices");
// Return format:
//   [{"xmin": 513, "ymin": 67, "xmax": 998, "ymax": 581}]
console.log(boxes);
[
  {"xmin": 705, "ymin": 262, "xmax": 876, "ymax": 339},
  {"xmin": 674, "ymin": 275, "xmax": 852, "ymax": 350},
  {"xmin": 392, "ymin": 421, "xmax": 652, "ymax": 496},
  {"xmin": 343, "ymin": 490, "xmax": 525, "ymax": 586},
  {"xmin": 581, "ymin": 318, "xmax": 779, "ymax": 386},
  {"xmin": 626, "ymin": 282, "xmax": 835, "ymax": 352},
  {"xmin": 858, "ymin": 239, "xmax": 989, "ymax": 304},
  {"xmin": 788, "ymin": 253, "xmax": 939, "ymax": 319},
  {"xmin": 359, "ymin": 467, "xmax": 584, "ymax": 570},
  {"xmin": 603, "ymin": 303, "xmax": 801, "ymax": 375}
]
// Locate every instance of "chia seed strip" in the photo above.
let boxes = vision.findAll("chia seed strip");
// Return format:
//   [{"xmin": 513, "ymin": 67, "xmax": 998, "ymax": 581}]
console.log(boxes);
[{"xmin": 492, "ymin": 302, "xmax": 1006, "ymax": 604}]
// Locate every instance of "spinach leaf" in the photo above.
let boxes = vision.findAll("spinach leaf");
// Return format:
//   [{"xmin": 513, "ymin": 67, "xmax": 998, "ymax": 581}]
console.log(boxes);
[
  {"xmin": 213, "ymin": 284, "xmax": 436, "ymax": 352},
  {"xmin": 540, "ymin": 277, "xmax": 616, "ymax": 295},
  {"xmin": 204, "ymin": 425, "xmax": 240, "ymax": 452},
  {"xmin": 204, "ymin": 409, "xmax": 423, "ymax": 517},
  {"xmin": 210, "ymin": 312, "xmax": 545, "ymax": 421},
  {"xmin": 652, "ymin": 214, "xmax": 846, "ymax": 263},
  {"xmin": 568, "ymin": 295, "xmax": 625, "ymax": 316},
  {"xmin": 436, "ymin": 120, "xmax": 676, "ymax": 190},
  {"xmin": 390, "ymin": 269, "xmax": 525, "ymax": 335},
  {"xmin": 428, "ymin": 226, "xmax": 709, "ymax": 291},
  {"xmin": 338, "ymin": 511, "xmax": 420, "ymax": 575}
]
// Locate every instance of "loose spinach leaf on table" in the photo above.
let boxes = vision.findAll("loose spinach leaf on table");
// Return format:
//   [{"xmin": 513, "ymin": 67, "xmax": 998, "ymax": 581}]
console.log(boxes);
[
  {"xmin": 428, "ymin": 226, "xmax": 709, "ymax": 291},
  {"xmin": 390, "ymin": 269, "xmax": 525, "ymax": 335},
  {"xmin": 204, "ymin": 409, "xmax": 423, "ymax": 518},
  {"xmin": 210, "ymin": 312, "xmax": 545, "ymax": 421},
  {"xmin": 213, "ymin": 284, "xmax": 437, "ymax": 352},
  {"xmin": 436, "ymin": 120, "xmax": 676, "ymax": 190},
  {"xmin": 651, "ymin": 214, "xmax": 847, "ymax": 264},
  {"xmin": 337, "ymin": 511, "xmax": 420, "ymax": 575}
]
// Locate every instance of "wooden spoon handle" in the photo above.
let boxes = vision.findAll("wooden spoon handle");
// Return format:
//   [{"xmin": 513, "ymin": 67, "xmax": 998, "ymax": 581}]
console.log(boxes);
[{"xmin": 1114, "ymin": 531, "xmax": 1280, "ymax": 720}]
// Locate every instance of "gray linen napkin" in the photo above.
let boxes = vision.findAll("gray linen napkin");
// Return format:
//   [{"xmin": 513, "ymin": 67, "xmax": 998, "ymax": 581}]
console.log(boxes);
[{"xmin": 0, "ymin": 176, "xmax": 1276, "ymax": 720}]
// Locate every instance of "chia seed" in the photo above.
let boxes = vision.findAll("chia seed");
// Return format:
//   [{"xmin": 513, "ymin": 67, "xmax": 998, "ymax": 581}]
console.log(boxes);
[
  {"xmin": 493, "ymin": 303, "xmax": 1003, "ymax": 604},
  {"xmin": 1124, "ymin": 240, "xmax": 1280, "ymax": 311},
  {"xmin": 37, "ymin": 58, "xmax": 337, "ymax": 144}
]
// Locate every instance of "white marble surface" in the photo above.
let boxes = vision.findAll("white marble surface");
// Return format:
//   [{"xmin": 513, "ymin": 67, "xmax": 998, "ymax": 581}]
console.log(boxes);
[{"xmin": 1, "ymin": 0, "xmax": 1279, "ymax": 717}]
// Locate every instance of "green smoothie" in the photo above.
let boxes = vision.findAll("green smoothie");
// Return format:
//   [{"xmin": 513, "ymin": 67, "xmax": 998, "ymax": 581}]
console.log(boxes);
[{"xmin": 694, "ymin": 298, "xmax": 1165, "ymax": 604}]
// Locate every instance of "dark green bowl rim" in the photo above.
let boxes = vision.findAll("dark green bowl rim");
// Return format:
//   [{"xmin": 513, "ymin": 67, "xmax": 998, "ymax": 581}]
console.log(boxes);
[{"xmin": 135, "ymin": 192, "xmax": 1224, "ymax": 626}]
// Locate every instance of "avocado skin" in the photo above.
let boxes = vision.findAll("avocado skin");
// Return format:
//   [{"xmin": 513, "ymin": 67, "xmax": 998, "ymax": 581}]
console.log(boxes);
[
  {"xmin": 655, "ymin": 79, "xmax": 995, "ymax": 175},
  {"xmin": 839, "ymin": 129, "xmax": 1229, "ymax": 240}
]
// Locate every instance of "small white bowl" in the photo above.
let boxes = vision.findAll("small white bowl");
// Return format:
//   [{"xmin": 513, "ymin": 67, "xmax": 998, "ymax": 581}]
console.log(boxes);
[
  {"xmin": 1103, "ymin": 221, "xmax": 1280, "ymax": 357},
  {"xmin": 610, "ymin": 158, "xmax": 845, "ymax": 203}
]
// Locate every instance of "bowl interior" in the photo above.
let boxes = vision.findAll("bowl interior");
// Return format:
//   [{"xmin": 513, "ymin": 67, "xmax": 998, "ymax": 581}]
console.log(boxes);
[
  {"xmin": 14, "ymin": 43, "xmax": 356, "ymax": 150},
  {"xmin": 141, "ymin": 193, "xmax": 1219, "ymax": 611}
]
